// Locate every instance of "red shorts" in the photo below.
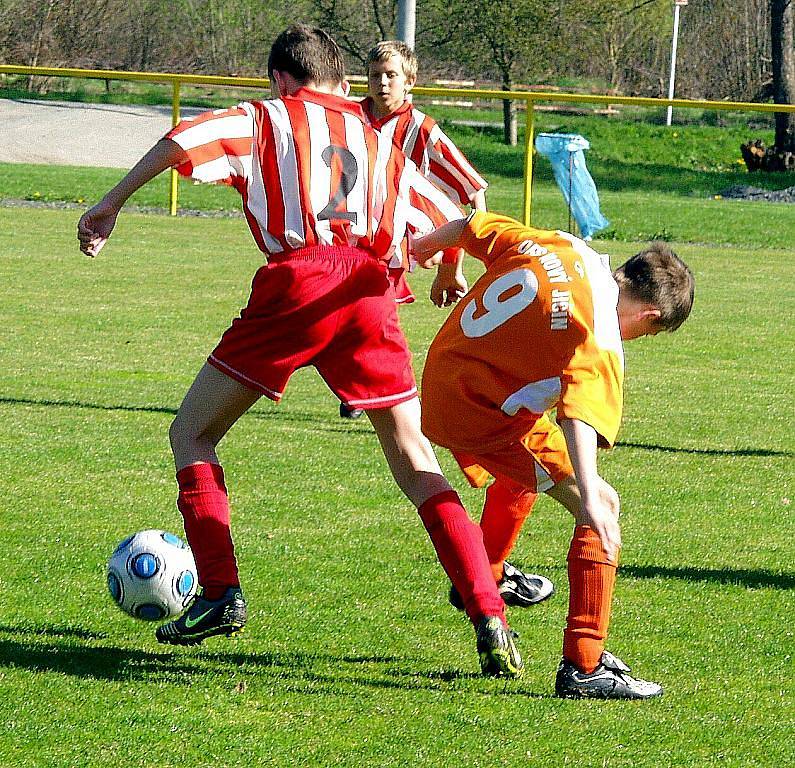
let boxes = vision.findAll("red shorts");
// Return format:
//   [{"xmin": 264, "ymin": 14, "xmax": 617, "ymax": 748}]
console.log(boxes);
[
  {"xmin": 209, "ymin": 246, "xmax": 417, "ymax": 410},
  {"xmin": 389, "ymin": 269, "xmax": 416, "ymax": 305},
  {"xmin": 451, "ymin": 413, "xmax": 573, "ymax": 494}
]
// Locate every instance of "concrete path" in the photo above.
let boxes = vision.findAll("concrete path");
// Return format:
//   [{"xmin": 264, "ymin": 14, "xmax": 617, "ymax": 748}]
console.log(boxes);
[{"xmin": 0, "ymin": 98, "xmax": 206, "ymax": 167}]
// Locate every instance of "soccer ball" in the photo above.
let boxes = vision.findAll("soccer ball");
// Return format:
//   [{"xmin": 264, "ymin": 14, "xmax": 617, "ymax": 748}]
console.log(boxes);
[{"xmin": 107, "ymin": 529, "xmax": 198, "ymax": 621}]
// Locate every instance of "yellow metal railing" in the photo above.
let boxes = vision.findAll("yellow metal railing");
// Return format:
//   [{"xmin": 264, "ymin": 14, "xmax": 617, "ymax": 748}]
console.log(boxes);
[{"xmin": 3, "ymin": 64, "xmax": 794, "ymax": 223}]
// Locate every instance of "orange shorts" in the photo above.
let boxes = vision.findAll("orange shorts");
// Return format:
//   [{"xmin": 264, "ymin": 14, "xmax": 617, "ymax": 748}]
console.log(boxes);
[{"xmin": 451, "ymin": 413, "xmax": 573, "ymax": 493}]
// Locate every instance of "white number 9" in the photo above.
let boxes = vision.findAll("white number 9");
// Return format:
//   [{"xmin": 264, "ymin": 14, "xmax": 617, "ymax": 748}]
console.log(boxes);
[{"xmin": 460, "ymin": 268, "xmax": 539, "ymax": 338}]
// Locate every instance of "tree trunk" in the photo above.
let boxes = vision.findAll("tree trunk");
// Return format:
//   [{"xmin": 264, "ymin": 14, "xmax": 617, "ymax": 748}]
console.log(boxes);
[
  {"xmin": 27, "ymin": 0, "xmax": 56, "ymax": 92},
  {"xmin": 771, "ymin": 0, "xmax": 795, "ymax": 152},
  {"xmin": 502, "ymin": 79, "xmax": 517, "ymax": 147}
]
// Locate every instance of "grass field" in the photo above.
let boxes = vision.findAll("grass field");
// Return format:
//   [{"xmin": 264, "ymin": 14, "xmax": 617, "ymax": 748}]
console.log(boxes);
[{"xmin": 0, "ymin": 191, "xmax": 793, "ymax": 767}]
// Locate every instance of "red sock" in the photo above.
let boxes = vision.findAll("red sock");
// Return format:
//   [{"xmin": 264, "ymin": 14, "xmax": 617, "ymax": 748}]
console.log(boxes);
[
  {"xmin": 418, "ymin": 490, "xmax": 505, "ymax": 626},
  {"xmin": 480, "ymin": 478, "xmax": 537, "ymax": 582},
  {"xmin": 176, "ymin": 462, "xmax": 239, "ymax": 599},
  {"xmin": 563, "ymin": 525, "xmax": 619, "ymax": 673}
]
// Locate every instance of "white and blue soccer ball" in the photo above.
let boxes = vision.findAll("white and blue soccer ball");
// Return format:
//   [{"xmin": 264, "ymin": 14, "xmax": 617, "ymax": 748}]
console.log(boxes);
[{"xmin": 107, "ymin": 529, "xmax": 198, "ymax": 621}]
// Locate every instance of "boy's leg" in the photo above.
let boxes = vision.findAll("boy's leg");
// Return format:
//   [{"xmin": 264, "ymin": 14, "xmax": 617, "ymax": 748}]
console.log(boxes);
[
  {"xmin": 546, "ymin": 476, "xmax": 619, "ymax": 673},
  {"xmin": 169, "ymin": 363, "xmax": 260, "ymax": 598},
  {"xmin": 314, "ymin": 264, "xmax": 519, "ymax": 674},
  {"xmin": 157, "ymin": 363, "xmax": 259, "ymax": 645},
  {"xmin": 480, "ymin": 477, "xmax": 538, "ymax": 581},
  {"xmin": 548, "ymin": 475, "xmax": 662, "ymax": 698},
  {"xmin": 454, "ymin": 417, "xmax": 560, "ymax": 581},
  {"xmin": 366, "ymin": 399, "xmax": 507, "ymax": 626},
  {"xmin": 367, "ymin": 398, "xmax": 522, "ymax": 678},
  {"xmin": 448, "ymin": 443, "xmax": 554, "ymax": 607}
]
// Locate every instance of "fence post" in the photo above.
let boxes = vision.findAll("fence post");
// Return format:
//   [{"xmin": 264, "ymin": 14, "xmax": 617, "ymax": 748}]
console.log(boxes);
[
  {"xmin": 522, "ymin": 98, "xmax": 535, "ymax": 226},
  {"xmin": 169, "ymin": 80, "xmax": 180, "ymax": 216}
]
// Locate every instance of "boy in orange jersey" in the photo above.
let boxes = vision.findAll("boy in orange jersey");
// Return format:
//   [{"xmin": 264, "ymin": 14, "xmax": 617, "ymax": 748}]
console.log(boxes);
[{"xmin": 414, "ymin": 211, "xmax": 694, "ymax": 699}]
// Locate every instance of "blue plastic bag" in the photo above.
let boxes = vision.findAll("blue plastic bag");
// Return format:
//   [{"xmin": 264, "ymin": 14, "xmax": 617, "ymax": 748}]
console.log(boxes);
[{"xmin": 534, "ymin": 133, "xmax": 609, "ymax": 240}]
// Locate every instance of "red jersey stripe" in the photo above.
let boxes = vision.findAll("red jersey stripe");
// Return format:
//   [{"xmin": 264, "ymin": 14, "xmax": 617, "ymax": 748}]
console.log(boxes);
[{"xmin": 166, "ymin": 91, "xmax": 463, "ymax": 262}]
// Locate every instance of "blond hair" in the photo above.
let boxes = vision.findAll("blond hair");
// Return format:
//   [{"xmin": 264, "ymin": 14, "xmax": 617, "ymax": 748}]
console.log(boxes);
[{"xmin": 366, "ymin": 40, "xmax": 418, "ymax": 81}]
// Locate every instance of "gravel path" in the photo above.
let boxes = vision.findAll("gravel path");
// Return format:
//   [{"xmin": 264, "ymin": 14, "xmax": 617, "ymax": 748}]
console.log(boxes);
[
  {"xmin": 0, "ymin": 98, "xmax": 205, "ymax": 167},
  {"xmin": 717, "ymin": 184, "xmax": 795, "ymax": 203}
]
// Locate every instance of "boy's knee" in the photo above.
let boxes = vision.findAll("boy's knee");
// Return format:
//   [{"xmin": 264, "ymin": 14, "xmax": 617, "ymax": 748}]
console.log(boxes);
[{"xmin": 169, "ymin": 414, "xmax": 194, "ymax": 455}]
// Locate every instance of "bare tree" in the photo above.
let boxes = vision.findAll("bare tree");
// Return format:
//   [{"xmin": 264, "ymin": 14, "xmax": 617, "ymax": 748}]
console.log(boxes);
[
  {"xmin": 674, "ymin": 0, "xmax": 770, "ymax": 102},
  {"xmin": 311, "ymin": 0, "xmax": 397, "ymax": 65},
  {"xmin": 559, "ymin": 0, "xmax": 670, "ymax": 95},
  {"xmin": 771, "ymin": 0, "xmax": 795, "ymax": 152},
  {"xmin": 443, "ymin": 0, "xmax": 553, "ymax": 145}
]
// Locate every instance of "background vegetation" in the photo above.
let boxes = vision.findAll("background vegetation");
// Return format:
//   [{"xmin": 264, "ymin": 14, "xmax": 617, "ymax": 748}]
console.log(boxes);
[{"xmin": 0, "ymin": 0, "xmax": 782, "ymax": 101}]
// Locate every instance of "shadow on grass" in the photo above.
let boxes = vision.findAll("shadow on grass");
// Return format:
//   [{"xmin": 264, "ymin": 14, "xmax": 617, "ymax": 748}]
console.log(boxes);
[
  {"xmin": 0, "ymin": 627, "xmax": 545, "ymax": 696},
  {"xmin": 621, "ymin": 564, "xmax": 794, "ymax": 590},
  {"xmin": 0, "ymin": 396, "xmax": 372, "ymax": 433},
  {"xmin": 5, "ymin": 397, "xmax": 790, "ymax": 456},
  {"xmin": 0, "ymin": 637, "xmax": 209, "ymax": 681},
  {"xmin": 617, "ymin": 440, "xmax": 792, "ymax": 458},
  {"xmin": 0, "ymin": 622, "xmax": 108, "ymax": 640}
]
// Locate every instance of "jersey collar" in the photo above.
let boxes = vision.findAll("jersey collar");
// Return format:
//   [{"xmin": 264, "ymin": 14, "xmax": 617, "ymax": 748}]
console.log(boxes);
[
  {"xmin": 285, "ymin": 87, "xmax": 366, "ymax": 122},
  {"xmin": 360, "ymin": 96, "xmax": 412, "ymax": 129}
]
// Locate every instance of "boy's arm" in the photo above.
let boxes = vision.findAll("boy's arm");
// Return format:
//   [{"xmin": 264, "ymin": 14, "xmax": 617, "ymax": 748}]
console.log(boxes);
[
  {"xmin": 78, "ymin": 138, "xmax": 187, "ymax": 257},
  {"xmin": 559, "ymin": 417, "xmax": 621, "ymax": 563},
  {"xmin": 470, "ymin": 189, "xmax": 487, "ymax": 211},
  {"xmin": 414, "ymin": 211, "xmax": 527, "ymax": 270},
  {"xmin": 402, "ymin": 161, "xmax": 467, "ymax": 306},
  {"xmin": 411, "ymin": 217, "xmax": 469, "ymax": 268},
  {"xmin": 424, "ymin": 123, "xmax": 488, "ymax": 207}
]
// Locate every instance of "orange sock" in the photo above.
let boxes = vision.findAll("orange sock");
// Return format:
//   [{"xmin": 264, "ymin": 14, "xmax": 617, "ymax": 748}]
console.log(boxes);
[
  {"xmin": 480, "ymin": 478, "xmax": 538, "ymax": 582},
  {"xmin": 563, "ymin": 525, "xmax": 619, "ymax": 674}
]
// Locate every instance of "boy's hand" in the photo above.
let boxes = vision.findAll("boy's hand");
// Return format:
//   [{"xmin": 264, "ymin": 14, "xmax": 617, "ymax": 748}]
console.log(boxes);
[
  {"xmin": 416, "ymin": 250, "xmax": 444, "ymax": 269},
  {"xmin": 78, "ymin": 200, "xmax": 119, "ymax": 257},
  {"xmin": 430, "ymin": 263, "xmax": 468, "ymax": 307}
]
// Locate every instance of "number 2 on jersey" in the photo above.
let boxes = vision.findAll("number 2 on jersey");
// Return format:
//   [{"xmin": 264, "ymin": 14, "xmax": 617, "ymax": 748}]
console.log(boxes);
[
  {"xmin": 318, "ymin": 144, "xmax": 358, "ymax": 224},
  {"xmin": 460, "ymin": 269, "xmax": 539, "ymax": 338}
]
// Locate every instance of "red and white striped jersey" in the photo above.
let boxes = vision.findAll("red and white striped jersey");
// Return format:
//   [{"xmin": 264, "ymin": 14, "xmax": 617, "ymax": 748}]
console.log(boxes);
[
  {"xmin": 361, "ymin": 97, "xmax": 488, "ymax": 206},
  {"xmin": 165, "ymin": 88, "xmax": 462, "ymax": 263}
]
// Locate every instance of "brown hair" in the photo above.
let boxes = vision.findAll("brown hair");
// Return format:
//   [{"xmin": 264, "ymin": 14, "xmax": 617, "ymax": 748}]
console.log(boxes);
[
  {"xmin": 613, "ymin": 242, "xmax": 695, "ymax": 332},
  {"xmin": 366, "ymin": 40, "xmax": 418, "ymax": 81},
  {"xmin": 268, "ymin": 24, "xmax": 345, "ymax": 85}
]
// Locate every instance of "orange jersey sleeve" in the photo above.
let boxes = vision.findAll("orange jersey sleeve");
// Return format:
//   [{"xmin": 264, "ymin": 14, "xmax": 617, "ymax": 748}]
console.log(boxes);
[{"xmin": 421, "ymin": 212, "xmax": 624, "ymax": 453}]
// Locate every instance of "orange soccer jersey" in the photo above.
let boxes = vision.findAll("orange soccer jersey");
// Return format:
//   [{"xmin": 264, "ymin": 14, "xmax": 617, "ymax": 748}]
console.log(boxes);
[{"xmin": 421, "ymin": 212, "xmax": 625, "ymax": 455}]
